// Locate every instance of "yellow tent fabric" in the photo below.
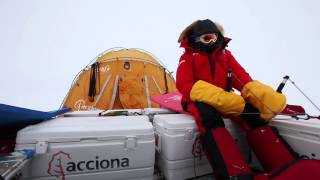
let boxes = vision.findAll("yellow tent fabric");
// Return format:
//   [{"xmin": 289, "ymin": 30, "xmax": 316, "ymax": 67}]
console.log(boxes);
[{"xmin": 62, "ymin": 48, "xmax": 176, "ymax": 111}]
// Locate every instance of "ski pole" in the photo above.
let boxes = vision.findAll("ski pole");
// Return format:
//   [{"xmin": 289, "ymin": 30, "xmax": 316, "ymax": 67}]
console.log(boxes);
[{"xmin": 277, "ymin": 75, "xmax": 290, "ymax": 93}]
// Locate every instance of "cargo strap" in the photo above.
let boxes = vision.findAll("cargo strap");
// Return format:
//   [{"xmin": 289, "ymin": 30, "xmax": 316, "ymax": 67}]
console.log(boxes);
[
  {"xmin": 273, "ymin": 76, "xmax": 320, "ymax": 120},
  {"xmin": 290, "ymin": 114, "xmax": 320, "ymax": 120},
  {"xmin": 88, "ymin": 62, "xmax": 100, "ymax": 102},
  {"xmin": 286, "ymin": 77, "xmax": 320, "ymax": 112}
]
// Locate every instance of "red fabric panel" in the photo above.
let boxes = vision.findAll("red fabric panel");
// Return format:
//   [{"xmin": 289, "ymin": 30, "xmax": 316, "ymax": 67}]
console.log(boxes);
[
  {"xmin": 187, "ymin": 103, "xmax": 205, "ymax": 133},
  {"xmin": 212, "ymin": 127, "xmax": 252, "ymax": 176},
  {"xmin": 247, "ymin": 125, "xmax": 296, "ymax": 172},
  {"xmin": 176, "ymin": 52, "xmax": 196, "ymax": 102},
  {"xmin": 271, "ymin": 160, "xmax": 320, "ymax": 180},
  {"xmin": 281, "ymin": 104, "xmax": 305, "ymax": 115},
  {"xmin": 253, "ymin": 160, "xmax": 320, "ymax": 179}
]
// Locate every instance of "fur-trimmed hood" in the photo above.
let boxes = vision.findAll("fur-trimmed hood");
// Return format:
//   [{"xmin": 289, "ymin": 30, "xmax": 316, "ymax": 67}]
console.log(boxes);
[{"xmin": 178, "ymin": 20, "xmax": 225, "ymax": 43}]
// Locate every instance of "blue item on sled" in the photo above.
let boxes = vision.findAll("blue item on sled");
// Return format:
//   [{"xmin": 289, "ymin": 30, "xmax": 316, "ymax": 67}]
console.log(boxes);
[{"xmin": 0, "ymin": 103, "xmax": 70, "ymax": 126}]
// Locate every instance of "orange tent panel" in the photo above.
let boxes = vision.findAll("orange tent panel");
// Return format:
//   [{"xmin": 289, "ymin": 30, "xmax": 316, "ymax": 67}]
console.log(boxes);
[{"xmin": 62, "ymin": 48, "xmax": 176, "ymax": 111}]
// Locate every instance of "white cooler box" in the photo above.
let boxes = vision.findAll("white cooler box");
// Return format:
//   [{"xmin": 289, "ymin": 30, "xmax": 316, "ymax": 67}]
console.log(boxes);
[
  {"xmin": 153, "ymin": 114, "xmax": 251, "ymax": 180},
  {"xmin": 15, "ymin": 116, "xmax": 155, "ymax": 180},
  {"xmin": 270, "ymin": 116, "xmax": 320, "ymax": 160}
]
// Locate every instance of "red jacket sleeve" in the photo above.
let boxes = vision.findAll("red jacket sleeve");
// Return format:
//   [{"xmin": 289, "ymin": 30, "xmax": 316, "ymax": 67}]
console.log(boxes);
[
  {"xmin": 176, "ymin": 53, "xmax": 195, "ymax": 102},
  {"xmin": 225, "ymin": 50, "xmax": 253, "ymax": 91}
]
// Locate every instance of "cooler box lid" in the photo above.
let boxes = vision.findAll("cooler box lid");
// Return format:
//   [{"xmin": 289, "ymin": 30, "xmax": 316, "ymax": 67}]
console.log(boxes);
[
  {"xmin": 16, "ymin": 116, "xmax": 153, "ymax": 144},
  {"xmin": 153, "ymin": 114, "xmax": 197, "ymax": 130},
  {"xmin": 153, "ymin": 114, "xmax": 241, "ymax": 135},
  {"xmin": 143, "ymin": 108, "xmax": 175, "ymax": 115},
  {"xmin": 271, "ymin": 116, "xmax": 320, "ymax": 132}
]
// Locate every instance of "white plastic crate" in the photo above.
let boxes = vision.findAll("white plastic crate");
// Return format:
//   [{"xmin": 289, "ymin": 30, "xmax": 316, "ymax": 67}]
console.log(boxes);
[
  {"xmin": 153, "ymin": 114, "xmax": 250, "ymax": 180},
  {"xmin": 270, "ymin": 116, "xmax": 320, "ymax": 160},
  {"xmin": 15, "ymin": 116, "xmax": 155, "ymax": 180}
]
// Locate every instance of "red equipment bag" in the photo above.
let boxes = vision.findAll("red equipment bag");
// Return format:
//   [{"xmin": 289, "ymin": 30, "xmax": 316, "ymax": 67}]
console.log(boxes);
[{"xmin": 254, "ymin": 159, "xmax": 320, "ymax": 180}]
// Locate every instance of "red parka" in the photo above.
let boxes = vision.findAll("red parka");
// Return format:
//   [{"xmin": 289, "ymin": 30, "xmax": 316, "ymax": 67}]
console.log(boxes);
[{"xmin": 176, "ymin": 38, "xmax": 253, "ymax": 105}]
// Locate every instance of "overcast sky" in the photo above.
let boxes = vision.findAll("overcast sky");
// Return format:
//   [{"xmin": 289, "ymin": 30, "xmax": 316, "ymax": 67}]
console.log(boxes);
[{"xmin": 1, "ymin": 0, "xmax": 320, "ymax": 115}]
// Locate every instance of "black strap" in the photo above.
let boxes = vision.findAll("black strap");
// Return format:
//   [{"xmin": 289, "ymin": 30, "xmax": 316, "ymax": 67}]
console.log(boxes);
[
  {"xmin": 269, "ymin": 159, "xmax": 298, "ymax": 179},
  {"xmin": 203, "ymin": 129, "xmax": 229, "ymax": 180},
  {"xmin": 229, "ymin": 174, "xmax": 256, "ymax": 180},
  {"xmin": 195, "ymin": 102, "xmax": 225, "ymax": 129},
  {"xmin": 181, "ymin": 102, "xmax": 189, "ymax": 112},
  {"xmin": 241, "ymin": 103, "xmax": 268, "ymax": 128},
  {"xmin": 88, "ymin": 62, "xmax": 100, "ymax": 102}
]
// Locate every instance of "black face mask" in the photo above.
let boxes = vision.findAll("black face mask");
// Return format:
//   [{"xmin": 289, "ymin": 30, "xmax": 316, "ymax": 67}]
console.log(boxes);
[{"xmin": 188, "ymin": 19, "xmax": 225, "ymax": 53}]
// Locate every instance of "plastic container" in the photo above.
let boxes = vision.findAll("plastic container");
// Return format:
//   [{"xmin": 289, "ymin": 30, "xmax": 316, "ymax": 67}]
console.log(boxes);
[
  {"xmin": 153, "ymin": 114, "xmax": 250, "ymax": 180},
  {"xmin": 270, "ymin": 116, "xmax": 320, "ymax": 160},
  {"xmin": 15, "ymin": 116, "xmax": 155, "ymax": 180}
]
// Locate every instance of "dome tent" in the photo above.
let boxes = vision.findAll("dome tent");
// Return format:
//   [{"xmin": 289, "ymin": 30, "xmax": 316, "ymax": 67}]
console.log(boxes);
[{"xmin": 62, "ymin": 48, "xmax": 176, "ymax": 111}]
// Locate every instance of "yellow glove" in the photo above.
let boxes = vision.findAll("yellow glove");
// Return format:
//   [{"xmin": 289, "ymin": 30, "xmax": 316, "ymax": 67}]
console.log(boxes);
[
  {"xmin": 190, "ymin": 80, "xmax": 245, "ymax": 116},
  {"xmin": 241, "ymin": 80, "xmax": 286, "ymax": 120}
]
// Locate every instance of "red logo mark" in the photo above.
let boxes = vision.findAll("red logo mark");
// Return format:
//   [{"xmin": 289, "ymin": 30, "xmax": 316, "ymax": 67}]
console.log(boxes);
[{"xmin": 47, "ymin": 151, "xmax": 71, "ymax": 180}]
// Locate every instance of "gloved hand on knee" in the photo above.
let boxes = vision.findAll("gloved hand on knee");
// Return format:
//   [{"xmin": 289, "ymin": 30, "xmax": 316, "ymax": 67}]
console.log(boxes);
[
  {"xmin": 241, "ymin": 80, "xmax": 286, "ymax": 120},
  {"xmin": 190, "ymin": 80, "xmax": 245, "ymax": 116}
]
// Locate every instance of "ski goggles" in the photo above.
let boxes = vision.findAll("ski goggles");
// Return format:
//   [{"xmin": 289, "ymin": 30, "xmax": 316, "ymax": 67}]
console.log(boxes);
[{"xmin": 195, "ymin": 33, "xmax": 218, "ymax": 44}]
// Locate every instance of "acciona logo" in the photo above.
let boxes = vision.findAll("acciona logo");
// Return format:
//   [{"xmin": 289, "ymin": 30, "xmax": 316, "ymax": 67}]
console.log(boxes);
[
  {"xmin": 47, "ymin": 151, "xmax": 71, "ymax": 180},
  {"xmin": 48, "ymin": 151, "xmax": 130, "ymax": 180},
  {"xmin": 65, "ymin": 156, "xmax": 129, "ymax": 172}
]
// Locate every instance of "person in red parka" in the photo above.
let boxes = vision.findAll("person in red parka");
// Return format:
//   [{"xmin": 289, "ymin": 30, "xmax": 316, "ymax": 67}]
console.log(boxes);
[{"xmin": 176, "ymin": 19, "xmax": 298, "ymax": 179}]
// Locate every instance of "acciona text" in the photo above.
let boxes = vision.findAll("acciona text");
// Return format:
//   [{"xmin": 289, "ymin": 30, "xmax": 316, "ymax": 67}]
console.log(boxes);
[{"xmin": 66, "ymin": 156, "xmax": 129, "ymax": 172}]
